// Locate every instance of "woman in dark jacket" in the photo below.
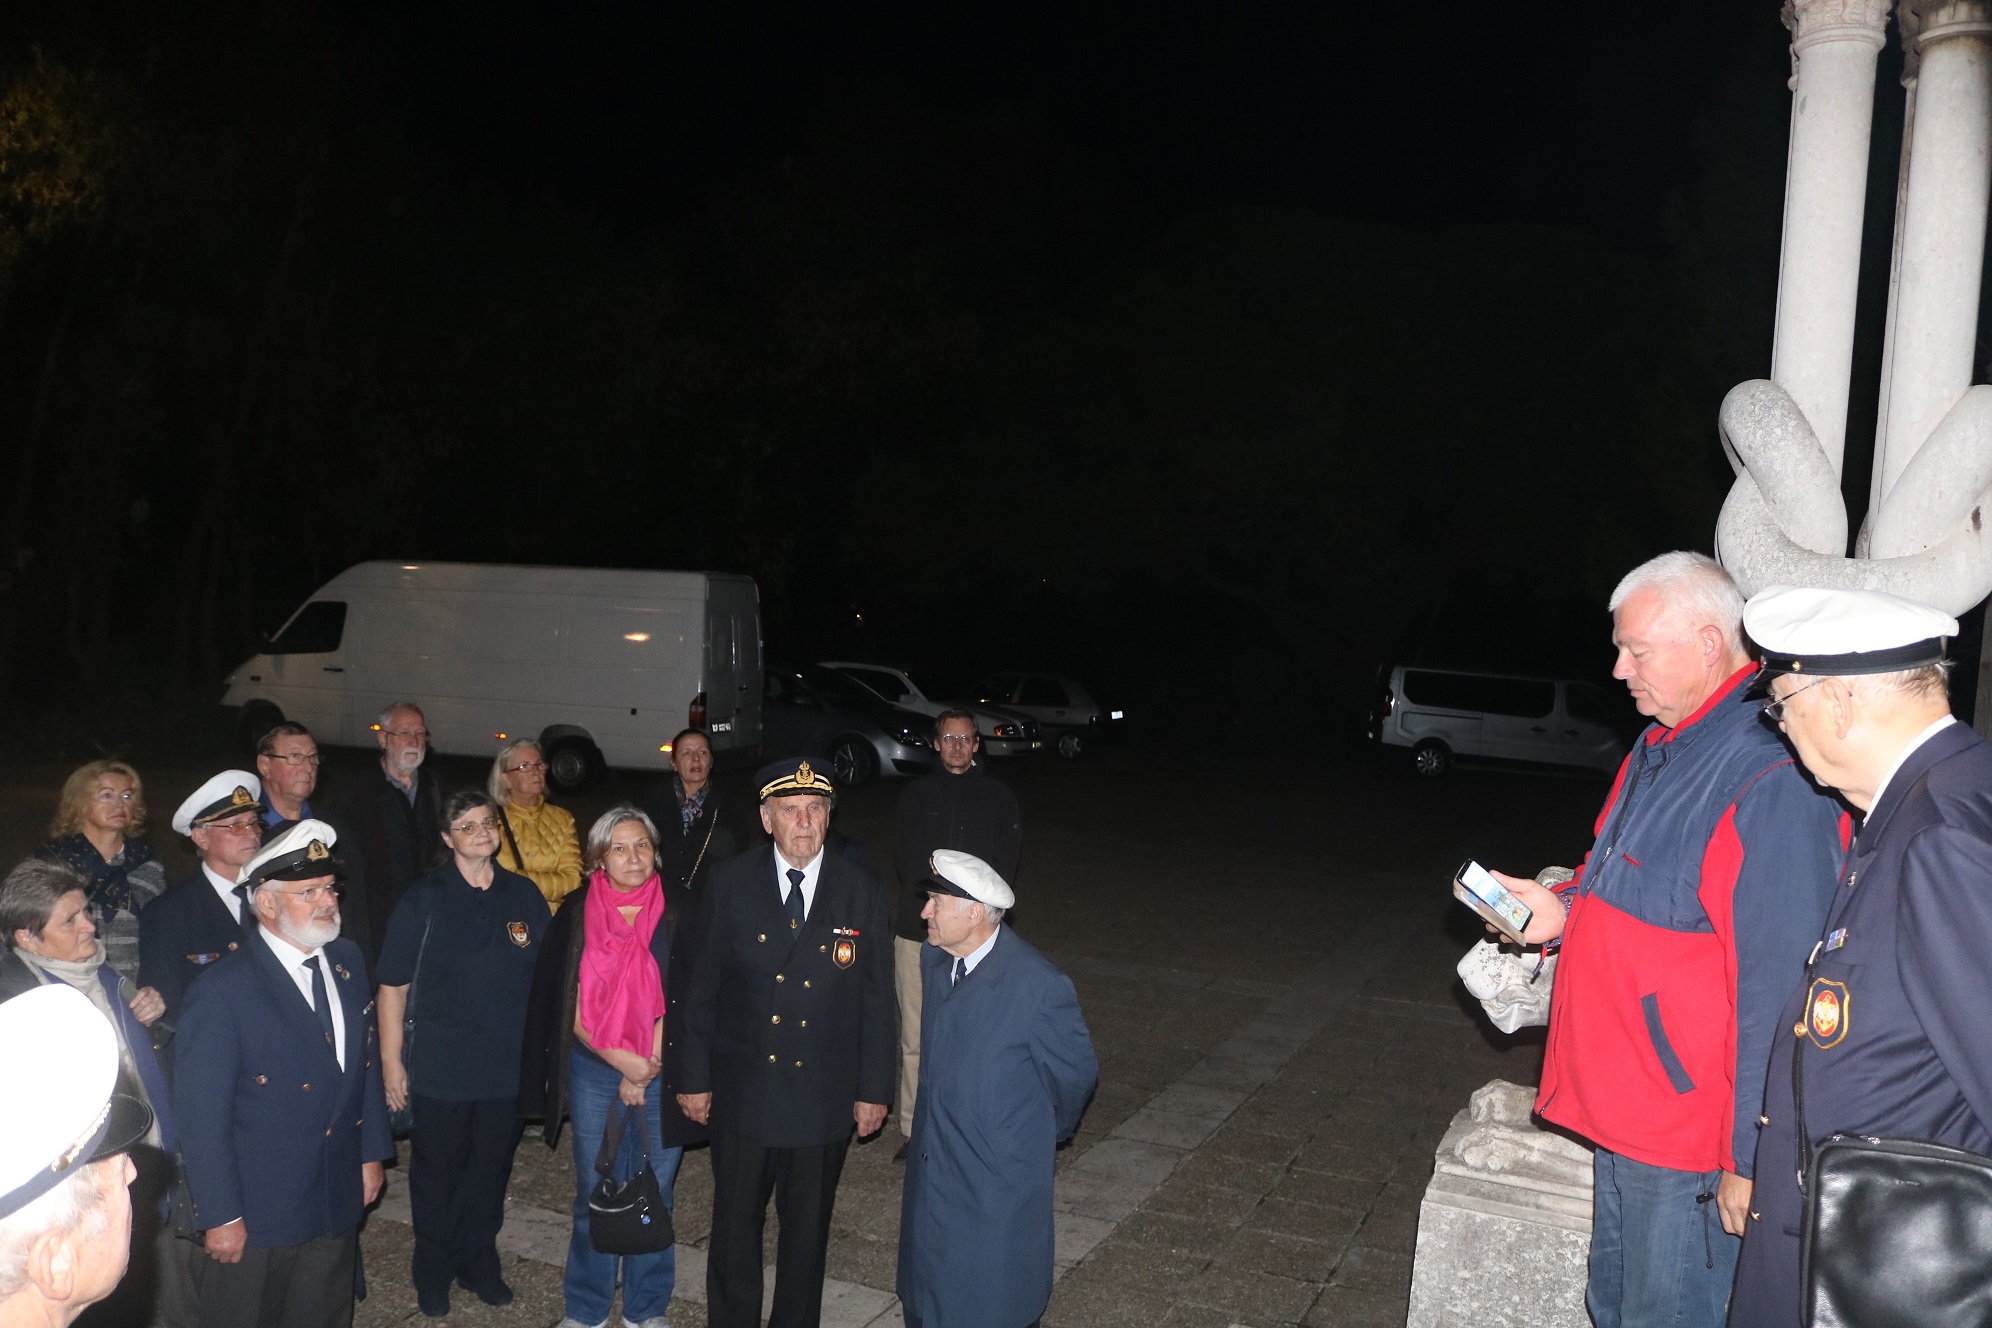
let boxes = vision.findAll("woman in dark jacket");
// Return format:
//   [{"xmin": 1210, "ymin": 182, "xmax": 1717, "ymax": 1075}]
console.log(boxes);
[
  {"xmin": 377, "ymin": 790, "xmax": 551, "ymax": 1319},
  {"xmin": 645, "ymin": 728, "xmax": 747, "ymax": 896},
  {"xmin": 519, "ymin": 805, "xmax": 706, "ymax": 1328}
]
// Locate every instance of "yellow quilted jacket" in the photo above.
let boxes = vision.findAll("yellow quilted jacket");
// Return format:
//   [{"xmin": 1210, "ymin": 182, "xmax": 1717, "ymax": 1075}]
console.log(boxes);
[{"xmin": 496, "ymin": 798, "xmax": 583, "ymax": 911}]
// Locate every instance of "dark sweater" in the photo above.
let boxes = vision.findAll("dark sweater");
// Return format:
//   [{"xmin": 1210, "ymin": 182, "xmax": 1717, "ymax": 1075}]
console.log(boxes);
[{"xmin": 890, "ymin": 764, "xmax": 1022, "ymax": 940}]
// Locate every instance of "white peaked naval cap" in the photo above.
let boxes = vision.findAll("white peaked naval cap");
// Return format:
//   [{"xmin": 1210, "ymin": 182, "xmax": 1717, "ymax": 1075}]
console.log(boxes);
[
  {"xmin": 1744, "ymin": 585, "xmax": 1957, "ymax": 677},
  {"xmin": 927, "ymin": 849, "xmax": 1015, "ymax": 910},
  {"xmin": 239, "ymin": 817, "xmax": 343, "ymax": 886},
  {"xmin": 0, "ymin": 984, "xmax": 153, "ymax": 1219},
  {"xmin": 172, "ymin": 769, "xmax": 263, "ymax": 836}
]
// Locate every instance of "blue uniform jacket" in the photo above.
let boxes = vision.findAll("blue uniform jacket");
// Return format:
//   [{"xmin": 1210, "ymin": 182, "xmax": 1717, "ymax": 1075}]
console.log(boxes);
[
  {"xmin": 1732, "ymin": 722, "xmax": 1992, "ymax": 1326},
  {"xmin": 173, "ymin": 931, "xmax": 393, "ymax": 1248},
  {"xmin": 896, "ymin": 927, "xmax": 1096, "ymax": 1328},
  {"xmin": 138, "ymin": 868, "xmax": 250, "ymax": 1027}
]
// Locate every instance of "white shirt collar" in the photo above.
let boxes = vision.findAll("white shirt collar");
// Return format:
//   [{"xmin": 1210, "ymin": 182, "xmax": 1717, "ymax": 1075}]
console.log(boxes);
[
  {"xmin": 1868, "ymin": 714, "xmax": 1958, "ymax": 815},
  {"xmin": 256, "ymin": 925, "xmax": 345, "ymax": 1069},
  {"xmin": 776, "ymin": 847, "xmax": 825, "ymax": 920},
  {"xmin": 202, "ymin": 863, "xmax": 242, "ymax": 915},
  {"xmin": 956, "ymin": 923, "xmax": 1000, "ymax": 976}
]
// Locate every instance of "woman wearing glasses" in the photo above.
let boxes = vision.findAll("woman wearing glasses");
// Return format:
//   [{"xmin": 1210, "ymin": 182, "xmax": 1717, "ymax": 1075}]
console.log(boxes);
[
  {"xmin": 39, "ymin": 759, "xmax": 169, "ymax": 989},
  {"xmin": 376, "ymin": 790, "xmax": 550, "ymax": 1319},
  {"xmin": 487, "ymin": 738, "xmax": 584, "ymax": 911}
]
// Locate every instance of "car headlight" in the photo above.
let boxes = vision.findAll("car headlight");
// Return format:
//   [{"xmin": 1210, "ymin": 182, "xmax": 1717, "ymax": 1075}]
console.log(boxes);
[
  {"xmin": 990, "ymin": 722, "xmax": 1020, "ymax": 739},
  {"xmin": 892, "ymin": 727, "xmax": 929, "ymax": 749}
]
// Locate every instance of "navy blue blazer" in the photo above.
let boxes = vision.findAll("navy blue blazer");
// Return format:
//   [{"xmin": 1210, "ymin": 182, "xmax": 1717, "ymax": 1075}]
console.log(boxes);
[
  {"xmin": 897, "ymin": 926, "xmax": 1096, "ymax": 1328},
  {"xmin": 1734, "ymin": 722, "xmax": 1992, "ymax": 1326},
  {"xmin": 173, "ymin": 930, "xmax": 393, "ymax": 1248},
  {"xmin": 679, "ymin": 845, "xmax": 896, "ymax": 1146},
  {"xmin": 138, "ymin": 868, "xmax": 250, "ymax": 1027}
]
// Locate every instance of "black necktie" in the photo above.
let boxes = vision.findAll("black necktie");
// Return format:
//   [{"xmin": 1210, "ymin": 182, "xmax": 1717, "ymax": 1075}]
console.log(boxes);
[
  {"xmin": 233, "ymin": 884, "xmax": 253, "ymax": 927},
  {"xmin": 304, "ymin": 956, "xmax": 337, "ymax": 1056},
  {"xmin": 952, "ymin": 956, "xmax": 966, "ymax": 986},
  {"xmin": 784, "ymin": 868, "xmax": 806, "ymax": 931}
]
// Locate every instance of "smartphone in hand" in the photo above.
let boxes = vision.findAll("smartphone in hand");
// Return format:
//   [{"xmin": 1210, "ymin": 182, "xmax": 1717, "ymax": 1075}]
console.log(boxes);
[{"xmin": 1454, "ymin": 860, "xmax": 1534, "ymax": 944}]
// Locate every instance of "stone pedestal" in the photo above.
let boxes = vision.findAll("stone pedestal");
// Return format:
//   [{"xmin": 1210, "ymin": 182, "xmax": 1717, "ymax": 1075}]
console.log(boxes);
[{"xmin": 1407, "ymin": 1080, "xmax": 1593, "ymax": 1328}]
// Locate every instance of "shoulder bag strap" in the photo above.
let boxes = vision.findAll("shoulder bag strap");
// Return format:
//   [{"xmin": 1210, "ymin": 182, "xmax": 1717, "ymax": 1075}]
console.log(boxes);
[
  {"xmin": 1794, "ymin": 953, "xmax": 1815, "ymax": 1195},
  {"xmin": 687, "ymin": 814, "xmax": 716, "ymax": 885},
  {"xmin": 594, "ymin": 1101, "xmax": 652, "ymax": 1177},
  {"xmin": 497, "ymin": 805, "xmax": 527, "ymax": 877},
  {"xmin": 405, "ymin": 897, "xmax": 436, "ymax": 1026}
]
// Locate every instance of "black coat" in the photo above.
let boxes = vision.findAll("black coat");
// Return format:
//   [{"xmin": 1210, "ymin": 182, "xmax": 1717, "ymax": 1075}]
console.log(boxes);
[
  {"xmin": 329, "ymin": 764, "xmax": 444, "ymax": 971},
  {"xmin": 890, "ymin": 765, "xmax": 1022, "ymax": 940},
  {"xmin": 1734, "ymin": 722, "xmax": 1992, "ymax": 1325},
  {"xmin": 137, "ymin": 867, "xmax": 252, "ymax": 1027},
  {"xmin": 519, "ymin": 878, "xmax": 708, "ymax": 1150},
  {"xmin": 642, "ymin": 782, "xmax": 749, "ymax": 896},
  {"xmin": 678, "ymin": 845, "xmax": 895, "ymax": 1146}
]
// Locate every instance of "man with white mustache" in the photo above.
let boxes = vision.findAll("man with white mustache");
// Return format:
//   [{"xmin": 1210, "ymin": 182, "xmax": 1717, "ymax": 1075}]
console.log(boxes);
[{"xmin": 173, "ymin": 820, "xmax": 393, "ymax": 1328}]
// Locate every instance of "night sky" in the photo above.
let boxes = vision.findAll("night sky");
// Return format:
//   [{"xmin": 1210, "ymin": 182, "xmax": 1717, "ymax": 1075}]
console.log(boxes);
[{"xmin": 0, "ymin": 1, "xmax": 1883, "ymax": 730}]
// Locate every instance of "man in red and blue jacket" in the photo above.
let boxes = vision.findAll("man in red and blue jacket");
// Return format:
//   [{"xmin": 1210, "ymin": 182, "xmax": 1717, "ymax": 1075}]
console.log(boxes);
[{"xmin": 1495, "ymin": 553, "xmax": 1846, "ymax": 1328}]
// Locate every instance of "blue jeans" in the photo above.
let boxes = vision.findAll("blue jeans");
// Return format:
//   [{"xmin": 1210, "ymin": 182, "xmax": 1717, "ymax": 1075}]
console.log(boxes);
[
  {"xmin": 1587, "ymin": 1148, "xmax": 1737, "ymax": 1328},
  {"xmin": 565, "ymin": 1050, "xmax": 683, "ymax": 1325}
]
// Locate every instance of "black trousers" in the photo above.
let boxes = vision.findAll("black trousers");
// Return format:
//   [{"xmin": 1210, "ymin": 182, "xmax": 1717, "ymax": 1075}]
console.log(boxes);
[
  {"xmin": 706, "ymin": 1131, "xmax": 850, "ymax": 1328},
  {"xmin": 406, "ymin": 1094, "xmax": 520, "ymax": 1296},
  {"xmin": 189, "ymin": 1229, "xmax": 355, "ymax": 1328}
]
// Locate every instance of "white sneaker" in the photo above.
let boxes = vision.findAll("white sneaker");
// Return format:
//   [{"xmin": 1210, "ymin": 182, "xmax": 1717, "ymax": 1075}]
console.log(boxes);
[
  {"xmin": 625, "ymin": 1319, "xmax": 670, "ymax": 1328},
  {"xmin": 558, "ymin": 1319, "xmax": 609, "ymax": 1328}
]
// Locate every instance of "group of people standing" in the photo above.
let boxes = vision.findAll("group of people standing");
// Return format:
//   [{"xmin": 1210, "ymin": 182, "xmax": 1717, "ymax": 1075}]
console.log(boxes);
[
  {"xmin": 1483, "ymin": 550, "xmax": 1992, "ymax": 1327},
  {"xmin": 0, "ymin": 699, "xmax": 1098, "ymax": 1328}
]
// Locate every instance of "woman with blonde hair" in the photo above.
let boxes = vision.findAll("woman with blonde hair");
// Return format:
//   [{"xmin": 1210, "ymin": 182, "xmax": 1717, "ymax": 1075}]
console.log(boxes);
[
  {"xmin": 40, "ymin": 759, "xmax": 167, "ymax": 986},
  {"xmin": 487, "ymin": 738, "xmax": 584, "ymax": 911}
]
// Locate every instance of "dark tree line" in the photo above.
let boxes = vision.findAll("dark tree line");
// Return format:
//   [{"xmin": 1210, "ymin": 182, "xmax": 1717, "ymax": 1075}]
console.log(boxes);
[{"xmin": 0, "ymin": 1, "xmax": 1799, "ymax": 734}]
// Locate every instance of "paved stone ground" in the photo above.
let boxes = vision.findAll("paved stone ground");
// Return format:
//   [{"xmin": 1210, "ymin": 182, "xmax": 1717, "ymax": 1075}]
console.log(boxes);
[{"xmin": 6, "ymin": 741, "xmax": 1609, "ymax": 1328}]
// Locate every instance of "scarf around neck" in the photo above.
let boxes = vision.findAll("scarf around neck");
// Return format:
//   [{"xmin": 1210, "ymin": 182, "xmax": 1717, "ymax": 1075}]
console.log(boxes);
[
  {"xmin": 674, "ymin": 775, "xmax": 709, "ymax": 830},
  {"xmin": 578, "ymin": 869, "xmax": 667, "ymax": 1058},
  {"xmin": 47, "ymin": 832, "xmax": 155, "ymax": 917}
]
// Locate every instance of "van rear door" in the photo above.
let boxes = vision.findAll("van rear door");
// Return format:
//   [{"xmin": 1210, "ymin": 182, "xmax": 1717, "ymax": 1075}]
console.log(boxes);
[{"xmin": 704, "ymin": 577, "xmax": 762, "ymax": 750}]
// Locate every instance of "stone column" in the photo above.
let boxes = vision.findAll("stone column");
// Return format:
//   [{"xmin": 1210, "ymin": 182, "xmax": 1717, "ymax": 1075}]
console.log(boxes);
[
  {"xmin": 1870, "ymin": 0, "xmax": 1992, "ymax": 537},
  {"xmin": 1773, "ymin": 0, "xmax": 1893, "ymax": 480}
]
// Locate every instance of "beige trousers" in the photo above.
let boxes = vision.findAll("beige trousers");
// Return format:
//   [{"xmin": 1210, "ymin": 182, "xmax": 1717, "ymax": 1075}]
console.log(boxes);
[{"xmin": 894, "ymin": 935, "xmax": 925, "ymax": 1137}]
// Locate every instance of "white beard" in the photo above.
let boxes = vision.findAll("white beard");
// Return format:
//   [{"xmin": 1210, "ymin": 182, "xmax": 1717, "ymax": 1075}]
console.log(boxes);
[{"xmin": 276, "ymin": 911, "xmax": 341, "ymax": 950}]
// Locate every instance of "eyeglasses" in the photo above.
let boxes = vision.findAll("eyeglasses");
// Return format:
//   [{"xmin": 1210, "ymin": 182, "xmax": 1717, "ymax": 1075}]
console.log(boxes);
[
  {"xmin": 451, "ymin": 818, "xmax": 501, "ymax": 835},
  {"xmin": 384, "ymin": 728, "xmax": 430, "ymax": 742},
  {"xmin": 272, "ymin": 884, "xmax": 339, "ymax": 904},
  {"xmin": 91, "ymin": 788, "xmax": 136, "ymax": 804},
  {"xmin": 505, "ymin": 760, "xmax": 547, "ymax": 775},
  {"xmin": 208, "ymin": 817, "xmax": 262, "ymax": 835},
  {"xmin": 1764, "ymin": 677, "xmax": 1828, "ymax": 724},
  {"xmin": 263, "ymin": 752, "xmax": 320, "ymax": 767},
  {"xmin": 937, "ymin": 734, "xmax": 978, "ymax": 747}
]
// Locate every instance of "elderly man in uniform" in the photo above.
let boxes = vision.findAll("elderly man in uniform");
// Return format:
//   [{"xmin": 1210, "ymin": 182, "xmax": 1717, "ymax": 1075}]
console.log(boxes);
[
  {"xmin": 897, "ymin": 851, "xmax": 1094, "ymax": 1328},
  {"xmin": 0, "ymin": 983, "xmax": 153, "ymax": 1328},
  {"xmin": 1730, "ymin": 587, "xmax": 1992, "ymax": 1324},
  {"xmin": 677, "ymin": 759, "xmax": 894, "ymax": 1328},
  {"xmin": 174, "ymin": 820, "xmax": 392, "ymax": 1328},
  {"xmin": 890, "ymin": 709, "xmax": 1023, "ymax": 1160},
  {"xmin": 1491, "ymin": 552, "xmax": 1846, "ymax": 1327},
  {"xmin": 139, "ymin": 771, "xmax": 264, "ymax": 1026}
]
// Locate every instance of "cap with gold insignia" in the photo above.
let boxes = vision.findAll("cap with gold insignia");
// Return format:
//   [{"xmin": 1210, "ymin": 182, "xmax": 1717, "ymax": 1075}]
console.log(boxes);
[
  {"xmin": 0, "ymin": 985, "xmax": 154, "ymax": 1219},
  {"xmin": 1744, "ymin": 585, "xmax": 1958, "ymax": 680},
  {"xmin": 926, "ymin": 849, "xmax": 1015, "ymax": 910},
  {"xmin": 239, "ymin": 818, "xmax": 344, "ymax": 886},
  {"xmin": 756, "ymin": 758, "xmax": 837, "ymax": 801},
  {"xmin": 171, "ymin": 770, "xmax": 264, "ymax": 837}
]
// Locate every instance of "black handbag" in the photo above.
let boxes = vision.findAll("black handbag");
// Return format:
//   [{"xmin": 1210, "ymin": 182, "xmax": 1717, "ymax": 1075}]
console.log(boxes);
[
  {"xmin": 1795, "ymin": 956, "xmax": 1992, "ymax": 1326},
  {"xmin": 388, "ymin": 908, "xmax": 434, "ymax": 1136},
  {"xmin": 588, "ymin": 1104, "xmax": 674, "ymax": 1255}
]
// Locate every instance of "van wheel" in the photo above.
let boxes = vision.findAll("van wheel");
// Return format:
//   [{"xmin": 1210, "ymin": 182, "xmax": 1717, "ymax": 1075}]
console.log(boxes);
[
  {"xmin": 1056, "ymin": 732, "xmax": 1084, "ymax": 760},
  {"xmin": 239, "ymin": 701, "xmax": 284, "ymax": 754},
  {"xmin": 547, "ymin": 738, "xmax": 605, "ymax": 793},
  {"xmin": 1412, "ymin": 740, "xmax": 1452, "ymax": 778},
  {"xmin": 830, "ymin": 737, "xmax": 878, "ymax": 788}
]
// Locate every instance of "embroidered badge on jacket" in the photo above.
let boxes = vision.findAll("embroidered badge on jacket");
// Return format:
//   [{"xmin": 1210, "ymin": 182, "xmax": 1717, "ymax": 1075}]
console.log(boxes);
[
  {"xmin": 1808, "ymin": 978, "xmax": 1850, "ymax": 1048},
  {"xmin": 832, "ymin": 937, "xmax": 855, "ymax": 969},
  {"xmin": 508, "ymin": 921, "xmax": 531, "ymax": 947}
]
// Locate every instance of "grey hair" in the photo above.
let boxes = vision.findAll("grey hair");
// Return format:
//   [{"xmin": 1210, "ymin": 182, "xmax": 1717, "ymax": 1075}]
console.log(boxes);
[
  {"xmin": 1608, "ymin": 552, "xmax": 1744, "ymax": 641},
  {"xmin": 486, "ymin": 738, "xmax": 542, "ymax": 803},
  {"xmin": 0, "ymin": 1160, "xmax": 112, "ymax": 1298},
  {"xmin": 375, "ymin": 701, "xmax": 425, "ymax": 731},
  {"xmin": 981, "ymin": 904, "xmax": 1006, "ymax": 926},
  {"xmin": 0, "ymin": 859, "xmax": 89, "ymax": 949},
  {"xmin": 583, "ymin": 805, "xmax": 664, "ymax": 877},
  {"xmin": 1850, "ymin": 662, "xmax": 1953, "ymax": 705}
]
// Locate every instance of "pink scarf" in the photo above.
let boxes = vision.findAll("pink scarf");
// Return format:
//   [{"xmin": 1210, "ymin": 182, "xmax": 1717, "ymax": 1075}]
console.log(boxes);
[{"xmin": 578, "ymin": 869, "xmax": 667, "ymax": 1058}]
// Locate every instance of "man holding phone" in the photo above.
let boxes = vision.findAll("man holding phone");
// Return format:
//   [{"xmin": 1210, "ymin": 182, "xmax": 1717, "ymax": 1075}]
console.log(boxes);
[{"xmin": 1484, "ymin": 552, "xmax": 1844, "ymax": 1328}]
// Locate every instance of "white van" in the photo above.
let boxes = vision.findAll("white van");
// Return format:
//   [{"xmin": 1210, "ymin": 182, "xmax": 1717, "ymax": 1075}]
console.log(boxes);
[
  {"xmin": 220, "ymin": 561, "xmax": 762, "ymax": 789},
  {"xmin": 1368, "ymin": 664, "xmax": 1629, "ymax": 778}
]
